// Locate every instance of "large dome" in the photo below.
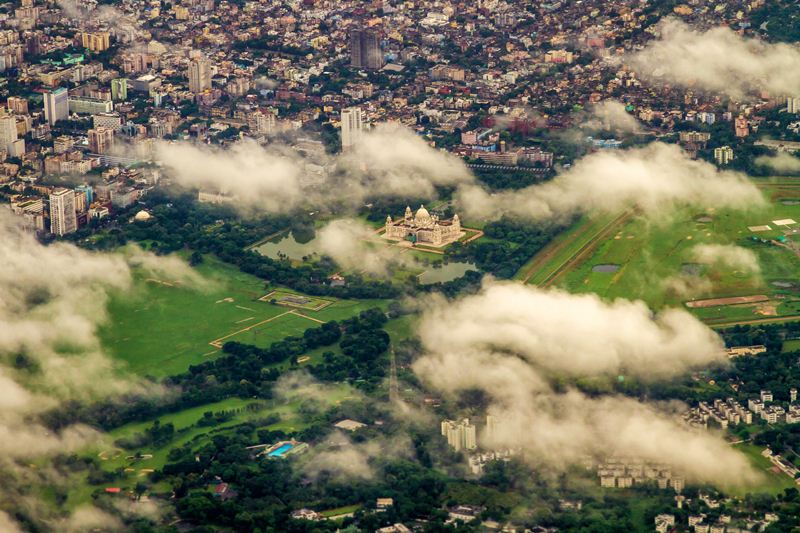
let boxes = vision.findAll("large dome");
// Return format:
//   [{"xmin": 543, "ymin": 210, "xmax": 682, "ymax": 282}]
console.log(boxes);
[{"xmin": 415, "ymin": 205, "xmax": 430, "ymax": 220}]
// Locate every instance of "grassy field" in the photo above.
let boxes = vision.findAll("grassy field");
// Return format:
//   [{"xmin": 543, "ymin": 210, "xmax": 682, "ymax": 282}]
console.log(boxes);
[
  {"xmin": 517, "ymin": 211, "xmax": 629, "ymax": 286},
  {"xmin": 731, "ymin": 443, "xmax": 797, "ymax": 496},
  {"xmin": 530, "ymin": 184, "xmax": 800, "ymax": 323},
  {"xmin": 99, "ymin": 256, "xmax": 386, "ymax": 377}
]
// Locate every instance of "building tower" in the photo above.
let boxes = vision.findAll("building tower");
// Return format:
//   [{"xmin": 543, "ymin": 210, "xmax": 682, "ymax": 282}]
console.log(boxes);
[
  {"xmin": 440, "ymin": 419, "xmax": 477, "ymax": 452},
  {"xmin": 188, "ymin": 58, "xmax": 212, "ymax": 93},
  {"xmin": 88, "ymin": 127, "xmax": 115, "ymax": 154},
  {"xmin": 0, "ymin": 112, "xmax": 17, "ymax": 149},
  {"xmin": 340, "ymin": 107, "xmax": 364, "ymax": 152},
  {"xmin": 43, "ymin": 87, "xmax": 69, "ymax": 125},
  {"xmin": 49, "ymin": 187, "xmax": 77, "ymax": 236},
  {"xmin": 111, "ymin": 78, "xmax": 128, "ymax": 102},
  {"xmin": 0, "ymin": 112, "xmax": 23, "ymax": 157},
  {"xmin": 350, "ymin": 28, "xmax": 383, "ymax": 70}
]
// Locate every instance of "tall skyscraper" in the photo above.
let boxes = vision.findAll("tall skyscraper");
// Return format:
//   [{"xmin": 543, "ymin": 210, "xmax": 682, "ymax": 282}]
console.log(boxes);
[
  {"xmin": 188, "ymin": 58, "xmax": 212, "ymax": 93},
  {"xmin": 340, "ymin": 107, "xmax": 364, "ymax": 152},
  {"xmin": 111, "ymin": 78, "xmax": 128, "ymax": 102},
  {"xmin": 49, "ymin": 188, "xmax": 77, "ymax": 236},
  {"xmin": 43, "ymin": 87, "xmax": 69, "ymax": 125},
  {"xmin": 350, "ymin": 28, "xmax": 383, "ymax": 70}
]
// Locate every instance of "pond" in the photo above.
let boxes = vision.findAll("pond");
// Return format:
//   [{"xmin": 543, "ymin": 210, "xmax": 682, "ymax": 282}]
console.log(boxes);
[
  {"xmin": 418, "ymin": 262, "xmax": 478, "ymax": 284},
  {"xmin": 254, "ymin": 231, "xmax": 321, "ymax": 261},
  {"xmin": 772, "ymin": 281, "xmax": 795, "ymax": 288},
  {"xmin": 782, "ymin": 200, "xmax": 800, "ymax": 206},
  {"xmin": 591, "ymin": 264, "xmax": 620, "ymax": 273},
  {"xmin": 681, "ymin": 263, "xmax": 704, "ymax": 276}
]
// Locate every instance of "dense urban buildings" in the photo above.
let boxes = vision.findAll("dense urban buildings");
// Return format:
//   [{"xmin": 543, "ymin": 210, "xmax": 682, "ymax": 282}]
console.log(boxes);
[{"xmin": 3, "ymin": 0, "xmax": 800, "ymax": 531}]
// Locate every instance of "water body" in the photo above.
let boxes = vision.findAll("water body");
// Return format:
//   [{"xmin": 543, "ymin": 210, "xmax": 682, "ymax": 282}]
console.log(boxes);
[
  {"xmin": 681, "ymin": 263, "xmax": 704, "ymax": 276},
  {"xmin": 696, "ymin": 216, "xmax": 713, "ymax": 223},
  {"xmin": 418, "ymin": 262, "xmax": 477, "ymax": 284},
  {"xmin": 782, "ymin": 200, "xmax": 800, "ymax": 206},
  {"xmin": 591, "ymin": 264, "xmax": 620, "ymax": 273},
  {"xmin": 772, "ymin": 281, "xmax": 795, "ymax": 288},
  {"xmin": 255, "ymin": 232, "xmax": 321, "ymax": 261}
]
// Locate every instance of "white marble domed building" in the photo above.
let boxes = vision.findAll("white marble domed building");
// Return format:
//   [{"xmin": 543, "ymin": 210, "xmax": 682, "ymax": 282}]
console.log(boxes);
[{"xmin": 383, "ymin": 205, "xmax": 463, "ymax": 247}]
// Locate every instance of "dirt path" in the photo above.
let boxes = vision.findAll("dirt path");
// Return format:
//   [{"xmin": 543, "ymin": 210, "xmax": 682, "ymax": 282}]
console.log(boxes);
[{"xmin": 707, "ymin": 315, "xmax": 800, "ymax": 329}]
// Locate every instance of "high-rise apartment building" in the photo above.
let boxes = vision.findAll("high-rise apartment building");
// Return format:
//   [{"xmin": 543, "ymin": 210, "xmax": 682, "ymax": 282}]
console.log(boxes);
[
  {"xmin": 111, "ymin": 78, "xmax": 128, "ymax": 101},
  {"xmin": 49, "ymin": 187, "xmax": 77, "ymax": 236},
  {"xmin": 441, "ymin": 419, "xmax": 477, "ymax": 452},
  {"xmin": 88, "ymin": 126, "xmax": 114, "ymax": 154},
  {"xmin": 713, "ymin": 145, "xmax": 734, "ymax": 165},
  {"xmin": 350, "ymin": 28, "xmax": 383, "ymax": 70},
  {"xmin": 0, "ymin": 112, "xmax": 23, "ymax": 157},
  {"xmin": 253, "ymin": 110, "xmax": 276, "ymax": 135},
  {"xmin": 188, "ymin": 58, "xmax": 212, "ymax": 93},
  {"xmin": 7, "ymin": 96, "xmax": 28, "ymax": 114},
  {"xmin": 340, "ymin": 107, "xmax": 364, "ymax": 152},
  {"xmin": 43, "ymin": 87, "xmax": 69, "ymax": 125},
  {"xmin": 80, "ymin": 31, "xmax": 111, "ymax": 52},
  {"xmin": 0, "ymin": 113, "xmax": 17, "ymax": 148}
]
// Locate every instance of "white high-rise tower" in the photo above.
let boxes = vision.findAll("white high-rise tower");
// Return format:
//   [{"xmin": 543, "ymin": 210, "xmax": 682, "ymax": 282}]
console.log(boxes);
[
  {"xmin": 49, "ymin": 188, "xmax": 77, "ymax": 236},
  {"xmin": 340, "ymin": 107, "xmax": 364, "ymax": 152}
]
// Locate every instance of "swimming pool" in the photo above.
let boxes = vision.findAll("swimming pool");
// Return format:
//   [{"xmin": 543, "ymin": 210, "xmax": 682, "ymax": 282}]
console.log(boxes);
[{"xmin": 267, "ymin": 443, "xmax": 294, "ymax": 457}]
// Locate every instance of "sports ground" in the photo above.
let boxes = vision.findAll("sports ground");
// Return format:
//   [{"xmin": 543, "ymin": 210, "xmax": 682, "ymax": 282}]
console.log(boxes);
[
  {"xmin": 520, "ymin": 182, "xmax": 800, "ymax": 326},
  {"xmin": 99, "ymin": 256, "xmax": 386, "ymax": 377}
]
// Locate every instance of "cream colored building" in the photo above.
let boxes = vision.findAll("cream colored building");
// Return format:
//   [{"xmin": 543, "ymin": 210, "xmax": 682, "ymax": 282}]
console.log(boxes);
[
  {"xmin": 441, "ymin": 419, "xmax": 477, "ymax": 452},
  {"xmin": 384, "ymin": 205, "xmax": 463, "ymax": 247}
]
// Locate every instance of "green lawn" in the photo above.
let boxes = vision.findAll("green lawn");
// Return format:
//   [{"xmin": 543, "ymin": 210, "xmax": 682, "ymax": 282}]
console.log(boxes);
[
  {"xmin": 319, "ymin": 504, "xmax": 362, "ymax": 518},
  {"xmin": 547, "ymin": 187, "xmax": 800, "ymax": 323},
  {"xmin": 520, "ymin": 211, "xmax": 622, "ymax": 286},
  {"xmin": 99, "ymin": 255, "xmax": 387, "ymax": 377},
  {"xmin": 731, "ymin": 443, "xmax": 797, "ymax": 496},
  {"xmin": 784, "ymin": 339, "xmax": 800, "ymax": 353}
]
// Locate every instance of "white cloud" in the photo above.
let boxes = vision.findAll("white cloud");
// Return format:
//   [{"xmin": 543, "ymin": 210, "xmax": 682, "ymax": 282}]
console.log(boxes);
[
  {"xmin": 627, "ymin": 18, "xmax": 800, "ymax": 98},
  {"xmin": 412, "ymin": 281, "xmax": 759, "ymax": 487},
  {"xmin": 690, "ymin": 243, "xmax": 761, "ymax": 275},
  {"xmin": 458, "ymin": 142, "xmax": 763, "ymax": 222},
  {"xmin": 755, "ymin": 152, "xmax": 800, "ymax": 175}
]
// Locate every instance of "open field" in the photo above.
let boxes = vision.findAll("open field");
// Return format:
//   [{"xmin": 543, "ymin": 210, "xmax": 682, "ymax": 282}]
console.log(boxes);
[
  {"xmin": 526, "ymin": 184, "xmax": 800, "ymax": 324},
  {"xmin": 99, "ymin": 256, "xmax": 386, "ymax": 377},
  {"xmin": 517, "ymin": 210, "xmax": 632, "ymax": 286},
  {"xmin": 783, "ymin": 339, "xmax": 800, "ymax": 352},
  {"xmin": 730, "ymin": 443, "xmax": 798, "ymax": 496}
]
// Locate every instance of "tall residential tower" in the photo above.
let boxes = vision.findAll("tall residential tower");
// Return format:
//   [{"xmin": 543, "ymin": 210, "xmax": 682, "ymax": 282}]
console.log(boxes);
[
  {"xmin": 350, "ymin": 28, "xmax": 383, "ymax": 70},
  {"xmin": 49, "ymin": 188, "xmax": 77, "ymax": 236}
]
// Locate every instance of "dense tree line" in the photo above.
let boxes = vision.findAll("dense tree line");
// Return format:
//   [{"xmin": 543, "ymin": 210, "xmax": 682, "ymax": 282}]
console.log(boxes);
[
  {"xmin": 448, "ymin": 217, "xmax": 568, "ymax": 279},
  {"xmin": 472, "ymin": 167, "xmax": 551, "ymax": 191},
  {"xmin": 310, "ymin": 309, "xmax": 390, "ymax": 391}
]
